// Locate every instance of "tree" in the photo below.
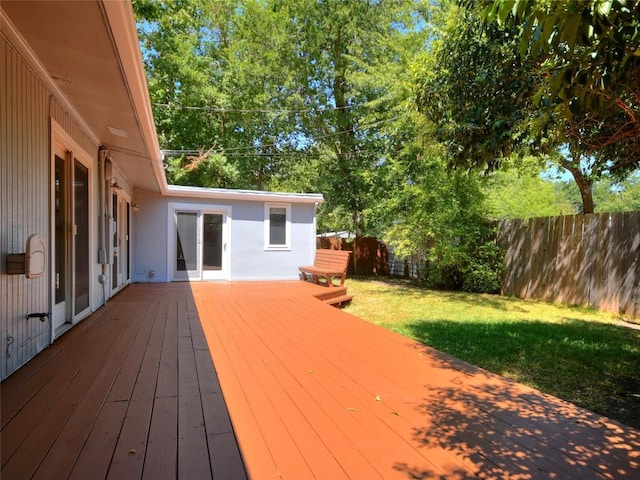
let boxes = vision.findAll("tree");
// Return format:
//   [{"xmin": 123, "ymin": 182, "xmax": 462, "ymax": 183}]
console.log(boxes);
[
  {"xmin": 594, "ymin": 172, "xmax": 640, "ymax": 212},
  {"xmin": 486, "ymin": 0, "xmax": 640, "ymax": 212},
  {"xmin": 269, "ymin": 0, "xmax": 428, "ymax": 236},
  {"xmin": 557, "ymin": 171, "xmax": 640, "ymax": 214},
  {"xmin": 134, "ymin": 0, "xmax": 428, "ymax": 236},
  {"xmin": 487, "ymin": 0, "xmax": 640, "ymax": 158},
  {"xmin": 416, "ymin": 0, "xmax": 640, "ymax": 214},
  {"xmin": 134, "ymin": 0, "xmax": 300, "ymax": 190},
  {"xmin": 385, "ymin": 150, "xmax": 502, "ymax": 293},
  {"xmin": 415, "ymin": 1, "xmax": 540, "ymax": 171}
]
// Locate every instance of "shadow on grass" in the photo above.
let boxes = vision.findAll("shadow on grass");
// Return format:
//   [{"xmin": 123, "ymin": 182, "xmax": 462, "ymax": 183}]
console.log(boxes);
[{"xmin": 397, "ymin": 317, "xmax": 640, "ymax": 431}]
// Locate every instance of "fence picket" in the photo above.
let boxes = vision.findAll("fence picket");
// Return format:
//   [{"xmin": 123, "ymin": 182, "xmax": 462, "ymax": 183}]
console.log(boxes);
[{"xmin": 498, "ymin": 211, "xmax": 639, "ymax": 318}]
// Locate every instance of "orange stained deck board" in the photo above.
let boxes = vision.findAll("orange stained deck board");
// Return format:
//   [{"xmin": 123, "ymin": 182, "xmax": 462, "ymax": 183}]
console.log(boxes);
[
  {"xmin": 188, "ymin": 281, "xmax": 640, "ymax": 480},
  {"xmin": 1, "ymin": 282, "xmax": 639, "ymax": 480}
]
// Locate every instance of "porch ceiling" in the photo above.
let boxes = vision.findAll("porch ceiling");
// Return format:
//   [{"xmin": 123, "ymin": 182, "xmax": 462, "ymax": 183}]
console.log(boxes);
[{"xmin": 2, "ymin": 0, "xmax": 164, "ymax": 193}]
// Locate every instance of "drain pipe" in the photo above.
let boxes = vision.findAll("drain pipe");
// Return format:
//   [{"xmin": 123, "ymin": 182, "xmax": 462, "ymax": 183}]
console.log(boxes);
[{"xmin": 98, "ymin": 147, "xmax": 109, "ymax": 305}]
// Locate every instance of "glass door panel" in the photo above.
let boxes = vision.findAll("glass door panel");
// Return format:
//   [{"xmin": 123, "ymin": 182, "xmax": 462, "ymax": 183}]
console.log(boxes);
[
  {"xmin": 112, "ymin": 194, "xmax": 118, "ymax": 290},
  {"xmin": 74, "ymin": 159, "xmax": 90, "ymax": 315},
  {"xmin": 202, "ymin": 213, "xmax": 225, "ymax": 280},
  {"xmin": 126, "ymin": 202, "xmax": 131, "ymax": 282},
  {"xmin": 175, "ymin": 211, "xmax": 200, "ymax": 280},
  {"xmin": 52, "ymin": 154, "xmax": 68, "ymax": 331},
  {"xmin": 203, "ymin": 214, "xmax": 222, "ymax": 271}
]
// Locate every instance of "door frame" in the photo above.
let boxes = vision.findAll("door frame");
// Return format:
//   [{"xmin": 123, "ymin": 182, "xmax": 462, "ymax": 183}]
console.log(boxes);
[
  {"xmin": 167, "ymin": 202, "xmax": 231, "ymax": 281},
  {"xmin": 50, "ymin": 119, "xmax": 94, "ymax": 341},
  {"xmin": 110, "ymin": 191, "xmax": 132, "ymax": 296}
]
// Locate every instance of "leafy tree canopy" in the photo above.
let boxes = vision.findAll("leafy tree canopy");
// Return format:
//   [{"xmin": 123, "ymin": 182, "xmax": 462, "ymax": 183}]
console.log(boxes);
[
  {"xmin": 488, "ymin": 0, "xmax": 640, "ymax": 182},
  {"xmin": 134, "ymin": 0, "xmax": 428, "ymax": 236},
  {"xmin": 416, "ymin": 0, "xmax": 640, "ymax": 214}
]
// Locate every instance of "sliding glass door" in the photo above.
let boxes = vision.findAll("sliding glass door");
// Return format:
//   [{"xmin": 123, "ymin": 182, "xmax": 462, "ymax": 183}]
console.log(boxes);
[
  {"xmin": 52, "ymin": 146, "xmax": 91, "ymax": 337},
  {"xmin": 111, "ymin": 193, "xmax": 131, "ymax": 294},
  {"xmin": 173, "ymin": 208, "xmax": 228, "ymax": 281}
]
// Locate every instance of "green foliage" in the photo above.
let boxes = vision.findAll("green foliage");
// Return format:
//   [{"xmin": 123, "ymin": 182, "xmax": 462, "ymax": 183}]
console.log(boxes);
[
  {"xmin": 484, "ymin": 167, "xmax": 577, "ymax": 219},
  {"xmin": 415, "ymin": 1, "xmax": 539, "ymax": 170},
  {"xmin": 461, "ymin": 241, "xmax": 504, "ymax": 293},
  {"xmin": 164, "ymin": 152, "xmax": 240, "ymax": 188},
  {"xmin": 594, "ymin": 172, "xmax": 640, "ymax": 212},
  {"xmin": 384, "ymin": 155, "xmax": 503, "ymax": 293},
  {"xmin": 556, "ymin": 171, "xmax": 640, "ymax": 214},
  {"xmin": 417, "ymin": 0, "xmax": 640, "ymax": 215},
  {"xmin": 486, "ymin": 0, "xmax": 640, "ymax": 204},
  {"xmin": 134, "ymin": 0, "xmax": 429, "ymax": 235},
  {"xmin": 488, "ymin": 0, "xmax": 640, "ymax": 125}
]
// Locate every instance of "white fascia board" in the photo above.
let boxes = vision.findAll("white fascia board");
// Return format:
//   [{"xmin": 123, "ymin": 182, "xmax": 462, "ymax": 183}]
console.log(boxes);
[
  {"xmin": 101, "ymin": 0, "xmax": 167, "ymax": 194},
  {"xmin": 165, "ymin": 185, "xmax": 324, "ymax": 204}
]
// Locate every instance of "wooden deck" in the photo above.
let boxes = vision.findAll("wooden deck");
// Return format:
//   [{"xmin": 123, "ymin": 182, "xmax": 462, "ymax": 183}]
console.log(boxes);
[{"xmin": 2, "ymin": 282, "xmax": 639, "ymax": 479}]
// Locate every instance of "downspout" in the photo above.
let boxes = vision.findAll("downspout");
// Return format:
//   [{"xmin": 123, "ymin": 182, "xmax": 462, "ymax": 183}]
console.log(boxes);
[{"xmin": 98, "ymin": 147, "xmax": 109, "ymax": 305}]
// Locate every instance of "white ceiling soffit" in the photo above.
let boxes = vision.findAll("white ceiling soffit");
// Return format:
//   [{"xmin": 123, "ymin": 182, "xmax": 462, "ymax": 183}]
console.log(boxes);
[{"xmin": 1, "ymin": 0, "xmax": 166, "ymax": 193}]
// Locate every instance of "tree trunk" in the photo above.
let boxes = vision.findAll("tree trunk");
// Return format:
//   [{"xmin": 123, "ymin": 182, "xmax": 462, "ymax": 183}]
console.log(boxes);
[
  {"xmin": 256, "ymin": 164, "xmax": 264, "ymax": 190},
  {"xmin": 575, "ymin": 175, "xmax": 595, "ymax": 214},
  {"xmin": 562, "ymin": 153, "xmax": 595, "ymax": 214},
  {"xmin": 331, "ymin": 27, "xmax": 366, "ymax": 236}
]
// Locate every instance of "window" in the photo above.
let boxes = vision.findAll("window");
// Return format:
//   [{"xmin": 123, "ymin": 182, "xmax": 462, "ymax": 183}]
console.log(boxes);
[{"xmin": 265, "ymin": 203, "xmax": 291, "ymax": 250}]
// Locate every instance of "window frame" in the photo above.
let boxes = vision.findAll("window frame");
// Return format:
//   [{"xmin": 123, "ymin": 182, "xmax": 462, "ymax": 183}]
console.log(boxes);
[{"xmin": 264, "ymin": 203, "xmax": 291, "ymax": 251}]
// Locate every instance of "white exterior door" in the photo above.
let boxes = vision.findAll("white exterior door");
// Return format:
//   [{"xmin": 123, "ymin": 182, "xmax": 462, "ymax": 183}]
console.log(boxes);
[
  {"xmin": 174, "ymin": 211, "xmax": 201, "ymax": 281},
  {"xmin": 171, "ymin": 205, "xmax": 230, "ymax": 281},
  {"xmin": 202, "ymin": 212, "xmax": 226, "ymax": 280},
  {"xmin": 111, "ymin": 193, "xmax": 130, "ymax": 294},
  {"xmin": 51, "ymin": 141, "xmax": 92, "ymax": 338}
]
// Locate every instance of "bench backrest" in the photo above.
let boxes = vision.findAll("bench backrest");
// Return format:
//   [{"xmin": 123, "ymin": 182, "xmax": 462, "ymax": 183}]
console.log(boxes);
[{"xmin": 314, "ymin": 249, "xmax": 351, "ymax": 272}]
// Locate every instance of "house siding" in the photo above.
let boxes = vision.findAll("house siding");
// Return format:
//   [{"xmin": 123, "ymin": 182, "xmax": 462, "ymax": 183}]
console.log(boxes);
[
  {"xmin": 0, "ymin": 32, "xmax": 99, "ymax": 380},
  {"xmin": 133, "ymin": 191, "xmax": 317, "ymax": 283}
]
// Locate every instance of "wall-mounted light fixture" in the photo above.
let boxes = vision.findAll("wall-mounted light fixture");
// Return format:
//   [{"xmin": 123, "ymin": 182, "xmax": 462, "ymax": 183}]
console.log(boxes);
[{"xmin": 109, "ymin": 177, "xmax": 122, "ymax": 191}]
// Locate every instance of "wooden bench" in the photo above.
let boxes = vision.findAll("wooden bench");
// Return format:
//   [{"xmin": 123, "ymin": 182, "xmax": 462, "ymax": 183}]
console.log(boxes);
[{"xmin": 299, "ymin": 249, "xmax": 351, "ymax": 287}]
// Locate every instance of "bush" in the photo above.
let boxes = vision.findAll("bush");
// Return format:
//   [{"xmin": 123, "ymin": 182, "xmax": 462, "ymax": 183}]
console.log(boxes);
[
  {"xmin": 461, "ymin": 241, "xmax": 504, "ymax": 294},
  {"xmin": 421, "ymin": 262, "xmax": 461, "ymax": 290},
  {"xmin": 418, "ymin": 231, "xmax": 504, "ymax": 294}
]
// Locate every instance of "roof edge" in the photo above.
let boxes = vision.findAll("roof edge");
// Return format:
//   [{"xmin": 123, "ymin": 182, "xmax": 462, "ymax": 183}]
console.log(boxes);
[
  {"xmin": 101, "ymin": 0, "xmax": 167, "ymax": 194},
  {"xmin": 165, "ymin": 185, "xmax": 324, "ymax": 204}
]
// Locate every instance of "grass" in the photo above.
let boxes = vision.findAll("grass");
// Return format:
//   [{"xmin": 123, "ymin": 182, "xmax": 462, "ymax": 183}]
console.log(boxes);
[{"xmin": 343, "ymin": 276, "xmax": 640, "ymax": 430}]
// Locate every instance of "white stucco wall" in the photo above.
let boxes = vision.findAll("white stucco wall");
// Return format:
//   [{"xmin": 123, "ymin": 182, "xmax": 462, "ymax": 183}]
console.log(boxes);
[{"xmin": 133, "ymin": 191, "xmax": 319, "ymax": 283}]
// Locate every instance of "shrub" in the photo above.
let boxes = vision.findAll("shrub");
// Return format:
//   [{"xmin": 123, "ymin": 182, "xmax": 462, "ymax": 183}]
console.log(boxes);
[{"xmin": 461, "ymin": 242, "xmax": 504, "ymax": 293}]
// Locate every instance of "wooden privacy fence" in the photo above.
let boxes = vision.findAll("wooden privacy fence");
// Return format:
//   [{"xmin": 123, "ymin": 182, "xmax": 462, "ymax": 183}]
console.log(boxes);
[
  {"xmin": 317, "ymin": 237, "xmax": 389, "ymax": 276},
  {"xmin": 497, "ymin": 212, "xmax": 640, "ymax": 318}
]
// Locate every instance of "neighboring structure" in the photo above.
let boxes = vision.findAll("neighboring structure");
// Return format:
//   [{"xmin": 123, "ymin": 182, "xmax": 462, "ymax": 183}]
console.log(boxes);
[
  {"xmin": 136, "ymin": 186, "xmax": 320, "ymax": 283},
  {"xmin": 0, "ymin": 1, "xmax": 322, "ymax": 380},
  {"xmin": 316, "ymin": 231, "xmax": 356, "ymax": 240}
]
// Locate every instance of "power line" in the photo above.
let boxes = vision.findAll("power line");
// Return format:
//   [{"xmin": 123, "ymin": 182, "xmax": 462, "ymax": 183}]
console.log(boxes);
[
  {"xmin": 163, "ymin": 151, "xmax": 380, "ymax": 159},
  {"xmin": 160, "ymin": 113, "xmax": 408, "ymax": 158},
  {"xmin": 153, "ymin": 97, "xmax": 388, "ymax": 114}
]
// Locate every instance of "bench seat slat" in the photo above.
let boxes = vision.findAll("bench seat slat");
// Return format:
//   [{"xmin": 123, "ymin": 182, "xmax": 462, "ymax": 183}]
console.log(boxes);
[{"xmin": 298, "ymin": 249, "xmax": 351, "ymax": 287}]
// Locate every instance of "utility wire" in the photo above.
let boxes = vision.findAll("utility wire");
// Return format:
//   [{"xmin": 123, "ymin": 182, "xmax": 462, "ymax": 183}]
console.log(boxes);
[
  {"xmin": 153, "ymin": 97, "xmax": 388, "ymax": 114},
  {"xmin": 161, "ymin": 113, "xmax": 408, "ymax": 158}
]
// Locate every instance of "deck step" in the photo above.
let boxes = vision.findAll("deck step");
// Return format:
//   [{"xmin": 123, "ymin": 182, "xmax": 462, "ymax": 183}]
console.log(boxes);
[
  {"xmin": 312, "ymin": 286, "xmax": 347, "ymax": 302},
  {"xmin": 323, "ymin": 294, "xmax": 354, "ymax": 307}
]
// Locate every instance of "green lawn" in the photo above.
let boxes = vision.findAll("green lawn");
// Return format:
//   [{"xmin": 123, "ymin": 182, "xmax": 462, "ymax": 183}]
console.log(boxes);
[{"xmin": 343, "ymin": 277, "xmax": 640, "ymax": 430}]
